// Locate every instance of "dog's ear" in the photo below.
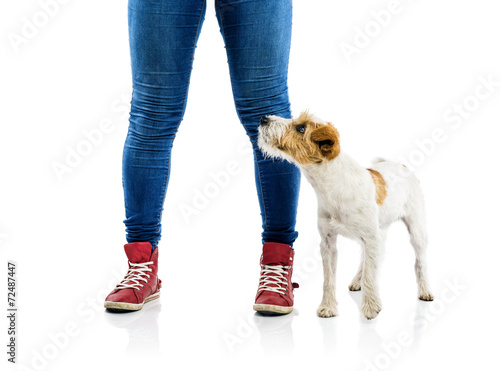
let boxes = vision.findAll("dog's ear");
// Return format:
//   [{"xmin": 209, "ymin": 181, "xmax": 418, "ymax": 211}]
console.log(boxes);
[{"xmin": 310, "ymin": 123, "xmax": 340, "ymax": 160}]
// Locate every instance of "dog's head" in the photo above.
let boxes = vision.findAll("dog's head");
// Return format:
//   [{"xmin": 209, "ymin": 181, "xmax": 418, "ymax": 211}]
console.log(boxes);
[{"xmin": 258, "ymin": 111, "xmax": 341, "ymax": 165}]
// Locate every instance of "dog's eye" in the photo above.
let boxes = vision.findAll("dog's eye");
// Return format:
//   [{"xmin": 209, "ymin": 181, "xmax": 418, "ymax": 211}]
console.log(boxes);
[{"xmin": 296, "ymin": 125, "xmax": 306, "ymax": 134}]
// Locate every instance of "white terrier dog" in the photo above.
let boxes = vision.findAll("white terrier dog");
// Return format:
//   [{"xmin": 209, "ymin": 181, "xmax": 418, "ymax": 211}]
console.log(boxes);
[{"xmin": 258, "ymin": 111, "xmax": 433, "ymax": 319}]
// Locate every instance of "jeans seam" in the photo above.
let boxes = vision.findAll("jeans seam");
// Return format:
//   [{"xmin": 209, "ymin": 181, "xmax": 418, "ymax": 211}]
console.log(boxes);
[
  {"xmin": 254, "ymin": 151, "xmax": 270, "ymax": 233},
  {"xmin": 153, "ymin": 0, "xmax": 207, "ymax": 247}
]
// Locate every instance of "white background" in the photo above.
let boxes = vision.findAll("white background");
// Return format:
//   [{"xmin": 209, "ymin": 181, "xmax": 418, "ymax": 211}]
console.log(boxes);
[{"xmin": 1, "ymin": 0, "xmax": 499, "ymax": 370}]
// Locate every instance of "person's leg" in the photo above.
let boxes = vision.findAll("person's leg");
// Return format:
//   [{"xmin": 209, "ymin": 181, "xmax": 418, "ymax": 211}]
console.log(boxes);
[
  {"xmin": 105, "ymin": 0, "xmax": 206, "ymax": 311},
  {"xmin": 214, "ymin": 0, "xmax": 300, "ymax": 247},
  {"xmin": 215, "ymin": 0, "xmax": 300, "ymax": 315},
  {"xmin": 124, "ymin": 0, "xmax": 206, "ymax": 247}
]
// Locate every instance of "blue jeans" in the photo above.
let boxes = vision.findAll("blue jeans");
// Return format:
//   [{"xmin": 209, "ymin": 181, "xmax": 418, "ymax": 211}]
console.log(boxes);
[{"xmin": 123, "ymin": 0, "xmax": 301, "ymax": 247}]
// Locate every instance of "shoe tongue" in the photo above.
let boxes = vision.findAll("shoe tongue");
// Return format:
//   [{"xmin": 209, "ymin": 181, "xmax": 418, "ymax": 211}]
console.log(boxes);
[
  {"xmin": 124, "ymin": 242, "xmax": 153, "ymax": 263},
  {"xmin": 261, "ymin": 242, "xmax": 293, "ymax": 266}
]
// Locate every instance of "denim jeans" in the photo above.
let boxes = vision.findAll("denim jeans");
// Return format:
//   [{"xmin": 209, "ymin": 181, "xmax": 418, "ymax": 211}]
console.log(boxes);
[{"xmin": 123, "ymin": 0, "xmax": 301, "ymax": 247}]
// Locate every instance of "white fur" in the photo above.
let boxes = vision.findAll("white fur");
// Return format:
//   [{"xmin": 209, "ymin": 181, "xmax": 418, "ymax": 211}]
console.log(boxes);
[{"xmin": 258, "ymin": 115, "xmax": 434, "ymax": 320}]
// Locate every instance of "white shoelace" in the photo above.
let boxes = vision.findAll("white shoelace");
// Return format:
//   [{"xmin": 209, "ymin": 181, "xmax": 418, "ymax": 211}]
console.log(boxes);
[
  {"xmin": 116, "ymin": 261, "xmax": 153, "ymax": 291},
  {"xmin": 258, "ymin": 264, "xmax": 290, "ymax": 294}
]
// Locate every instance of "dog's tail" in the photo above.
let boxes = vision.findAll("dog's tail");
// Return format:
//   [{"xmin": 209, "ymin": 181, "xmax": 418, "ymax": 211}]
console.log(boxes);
[
  {"xmin": 371, "ymin": 156, "xmax": 410, "ymax": 169},
  {"xmin": 371, "ymin": 157, "xmax": 417, "ymax": 182},
  {"xmin": 371, "ymin": 157, "xmax": 389, "ymax": 165}
]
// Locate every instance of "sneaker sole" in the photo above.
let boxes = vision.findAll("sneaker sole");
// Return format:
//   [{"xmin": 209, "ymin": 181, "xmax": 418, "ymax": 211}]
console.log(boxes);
[
  {"xmin": 104, "ymin": 291, "xmax": 160, "ymax": 311},
  {"xmin": 253, "ymin": 303, "xmax": 293, "ymax": 315}
]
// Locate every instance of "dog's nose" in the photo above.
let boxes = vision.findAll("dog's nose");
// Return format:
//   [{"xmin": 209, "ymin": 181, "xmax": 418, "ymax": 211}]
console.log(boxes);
[{"xmin": 260, "ymin": 116, "xmax": 270, "ymax": 126}]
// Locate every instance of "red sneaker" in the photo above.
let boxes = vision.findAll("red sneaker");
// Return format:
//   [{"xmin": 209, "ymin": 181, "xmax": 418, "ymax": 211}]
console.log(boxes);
[
  {"xmin": 104, "ymin": 242, "xmax": 161, "ymax": 311},
  {"xmin": 253, "ymin": 242, "xmax": 299, "ymax": 315}
]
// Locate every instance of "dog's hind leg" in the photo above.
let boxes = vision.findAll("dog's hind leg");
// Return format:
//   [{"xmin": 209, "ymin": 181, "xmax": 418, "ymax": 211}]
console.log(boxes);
[
  {"xmin": 402, "ymin": 204, "xmax": 434, "ymax": 301},
  {"xmin": 317, "ymin": 215, "xmax": 339, "ymax": 318},
  {"xmin": 348, "ymin": 254, "xmax": 363, "ymax": 292},
  {"xmin": 361, "ymin": 227, "xmax": 382, "ymax": 319},
  {"xmin": 349, "ymin": 229, "xmax": 387, "ymax": 292}
]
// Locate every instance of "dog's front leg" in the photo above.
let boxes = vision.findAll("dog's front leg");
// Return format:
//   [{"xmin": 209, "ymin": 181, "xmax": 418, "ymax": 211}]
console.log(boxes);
[
  {"xmin": 317, "ymin": 215, "xmax": 339, "ymax": 318},
  {"xmin": 360, "ymin": 231, "xmax": 383, "ymax": 320}
]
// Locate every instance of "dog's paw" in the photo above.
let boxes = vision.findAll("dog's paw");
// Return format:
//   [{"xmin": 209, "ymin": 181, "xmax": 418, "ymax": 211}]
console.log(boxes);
[
  {"xmin": 348, "ymin": 282, "xmax": 361, "ymax": 291},
  {"xmin": 418, "ymin": 291, "xmax": 434, "ymax": 301},
  {"xmin": 361, "ymin": 298, "xmax": 382, "ymax": 320},
  {"xmin": 317, "ymin": 305, "xmax": 339, "ymax": 318}
]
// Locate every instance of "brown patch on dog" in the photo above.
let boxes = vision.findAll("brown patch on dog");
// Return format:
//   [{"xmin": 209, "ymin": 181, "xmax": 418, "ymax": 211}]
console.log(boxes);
[
  {"xmin": 277, "ymin": 112, "xmax": 341, "ymax": 165},
  {"xmin": 310, "ymin": 126, "xmax": 341, "ymax": 161},
  {"xmin": 367, "ymin": 169, "xmax": 387, "ymax": 205}
]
